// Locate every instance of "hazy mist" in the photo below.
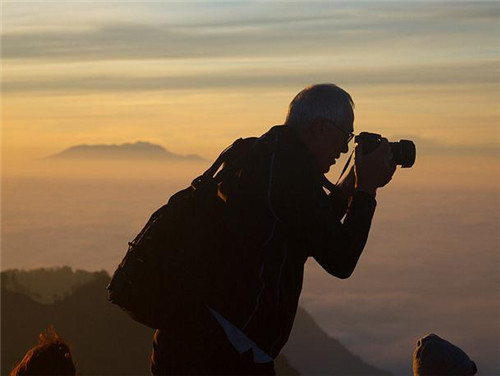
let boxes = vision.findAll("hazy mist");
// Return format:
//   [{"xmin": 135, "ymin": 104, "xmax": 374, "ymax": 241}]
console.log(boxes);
[{"xmin": 2, "ymin": 151, "xmax": 499, "ymax": 375}]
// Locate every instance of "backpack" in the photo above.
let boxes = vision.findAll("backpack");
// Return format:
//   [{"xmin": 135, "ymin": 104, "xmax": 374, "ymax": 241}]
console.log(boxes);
[{"xmin": 107, "ymin": 137, "xmax": 261, "ymax": 329}]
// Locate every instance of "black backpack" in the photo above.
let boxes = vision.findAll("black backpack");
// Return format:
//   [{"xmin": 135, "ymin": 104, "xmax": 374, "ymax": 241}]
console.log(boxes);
[{"xmin": 107, "ymin": 137, "xmax": 261, "ymax": 329}]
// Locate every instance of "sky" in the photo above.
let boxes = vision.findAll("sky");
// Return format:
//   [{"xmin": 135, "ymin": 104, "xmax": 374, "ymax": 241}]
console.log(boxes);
[{"xmin": 2, "ymin": 1, "xmax": 499, "ymax": 170}]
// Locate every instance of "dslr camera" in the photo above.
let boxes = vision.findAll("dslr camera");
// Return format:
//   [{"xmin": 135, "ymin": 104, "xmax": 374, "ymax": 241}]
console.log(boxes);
[{"xmin": 355, "ymin": 132, "xmax": 416, "ymax": 168}]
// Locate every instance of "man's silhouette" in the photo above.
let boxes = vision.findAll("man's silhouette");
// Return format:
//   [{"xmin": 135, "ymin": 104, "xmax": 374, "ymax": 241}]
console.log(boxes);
[{"xmin": 151, "ymin": 83, "xmax": 396, "ymax": 375}]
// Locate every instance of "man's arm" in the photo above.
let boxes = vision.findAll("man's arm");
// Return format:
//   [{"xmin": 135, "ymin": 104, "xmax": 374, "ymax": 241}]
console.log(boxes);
[
  {"xmin": 316, "ymin": 140, "xmax": 397, "ymax": 277},
  {"xmin": 311, "ymin": 190, "xmax": 376, "ymax": 278},
  {"xmin": 313, "ymin": 140, "xmax": 396, "ymax": 277},
  {"xmin": 269, "ymin": 140, "xmax": 394, "ymax": 279}
]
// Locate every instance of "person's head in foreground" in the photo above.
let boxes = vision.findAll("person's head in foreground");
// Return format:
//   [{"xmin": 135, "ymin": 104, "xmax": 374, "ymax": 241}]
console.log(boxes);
[
  {"xmin": 413, "ymin": 333, "xmax": 477, "ymax": 376},
  {"xmin": 10, "ymin": 326, "xmax": 76, "ymax": 376}
]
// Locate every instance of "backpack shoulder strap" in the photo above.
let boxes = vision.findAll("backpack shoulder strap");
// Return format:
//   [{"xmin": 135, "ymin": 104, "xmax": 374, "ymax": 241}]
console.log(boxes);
[
  {"xmin": 191, "ymin": 128, "xmax": 338, "ymax": 194},
  {"xmin": 190, "ymin": 137, "xmax": 264, "ymax": 190}
]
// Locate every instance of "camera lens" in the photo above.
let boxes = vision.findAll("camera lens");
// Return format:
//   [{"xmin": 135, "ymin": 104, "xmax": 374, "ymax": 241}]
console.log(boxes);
[{"xmin": 390, "ymin": 140, "xmax": 416, "ymax": 168}]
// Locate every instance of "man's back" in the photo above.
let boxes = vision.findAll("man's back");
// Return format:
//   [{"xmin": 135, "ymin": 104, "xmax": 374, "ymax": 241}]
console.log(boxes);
[{"xmin": 212, "ymin": 125, "xmax": 322, "ymax": 357}]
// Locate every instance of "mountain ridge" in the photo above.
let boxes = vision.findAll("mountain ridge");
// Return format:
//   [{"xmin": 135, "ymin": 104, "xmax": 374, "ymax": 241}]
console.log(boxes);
[
  {"xmin": 49, "ymin": 141, "xmax": 205, "ymax": 161},
  {"xmin": 1, "ymin": 268, "xmax": 390, "ymax": 375}
]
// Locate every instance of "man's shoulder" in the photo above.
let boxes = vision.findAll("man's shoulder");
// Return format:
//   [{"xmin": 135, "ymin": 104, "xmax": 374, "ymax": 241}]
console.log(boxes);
[
  {"xmin": 221, "ymin": 125, "xmax": 319, "ymax": 185},
  {"xmin": 265, "ymin": 126, "xmax": 321, "ymax": 179}
]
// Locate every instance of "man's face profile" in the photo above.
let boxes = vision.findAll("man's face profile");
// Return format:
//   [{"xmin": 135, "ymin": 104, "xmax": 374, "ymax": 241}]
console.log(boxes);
[{"xmin": 306, "ymin": 115, "xmax": 354, "ymax": 173}]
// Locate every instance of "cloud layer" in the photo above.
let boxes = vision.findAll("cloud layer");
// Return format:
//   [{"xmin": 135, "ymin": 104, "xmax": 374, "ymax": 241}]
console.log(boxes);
[
  {"xmin": 3, "ymin": 2, "xmax": 498, "ymax": 62},
  {"xmin": 3, "ymin": 60, "xmax": 499, "ymax": 94}
]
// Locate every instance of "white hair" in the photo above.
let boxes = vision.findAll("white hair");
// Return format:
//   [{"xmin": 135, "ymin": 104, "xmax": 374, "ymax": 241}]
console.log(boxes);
[{"xmin": 285, "ymin": 83, "xmax": 354, "ymax": 132}]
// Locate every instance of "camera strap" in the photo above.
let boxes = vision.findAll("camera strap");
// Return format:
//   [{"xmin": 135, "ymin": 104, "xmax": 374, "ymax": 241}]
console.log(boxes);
[{"xmin": 335, "ymin": 150, "xmax": 354, "ymax": 185}]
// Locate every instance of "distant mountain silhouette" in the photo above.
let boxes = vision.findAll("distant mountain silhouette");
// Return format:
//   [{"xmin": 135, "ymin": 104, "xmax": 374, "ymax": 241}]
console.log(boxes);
[
  {"xmin": 49, "ymin": 141, "xmax": 205, "ymax": 161},
  {"xmin": 1, "ymin": 268, "xmax": 390, "ymax": 375},
  {"xmin": 2, "ymin": 267, "xmax": 106, "ymax": 303},
  {"xmin": 2, "ymin": 275, "xmax": 154, "ymax": 375},
  {"xmin": 284, "ymin": 308, "xmax": 390, "ymax": 375}
]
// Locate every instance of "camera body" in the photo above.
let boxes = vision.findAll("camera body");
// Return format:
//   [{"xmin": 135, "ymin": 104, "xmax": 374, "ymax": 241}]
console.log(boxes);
[{"xmin": 355, "ymin": 132, "xmax": 416, "ymax": 168}]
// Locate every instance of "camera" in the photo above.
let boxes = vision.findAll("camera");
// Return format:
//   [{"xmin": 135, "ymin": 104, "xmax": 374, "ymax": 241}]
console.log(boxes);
[{"xmin": 355, "ymin": 132, "xmax": 416, "ymax": 168}]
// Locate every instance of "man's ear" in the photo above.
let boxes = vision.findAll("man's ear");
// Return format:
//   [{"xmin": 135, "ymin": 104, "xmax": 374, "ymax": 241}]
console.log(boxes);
[
  {"xmin": 308, "ymin": 119, "xmax": 325, "ymax": 140},
  {"xmin": 299, "ymin": 119, "xmax": 323, "ymax": 148}
]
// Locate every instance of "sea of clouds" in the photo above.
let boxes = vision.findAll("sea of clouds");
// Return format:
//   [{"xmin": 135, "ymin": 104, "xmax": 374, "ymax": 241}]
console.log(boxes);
[{"xmin": 2, "ymin": 154, "xmax": 499, "ymax": 375}]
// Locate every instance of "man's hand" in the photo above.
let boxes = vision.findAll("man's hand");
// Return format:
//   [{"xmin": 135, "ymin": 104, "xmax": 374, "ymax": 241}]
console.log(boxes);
[{"xmin": 355, "ymin": 139, "xmax": 396, "ymax": 198}]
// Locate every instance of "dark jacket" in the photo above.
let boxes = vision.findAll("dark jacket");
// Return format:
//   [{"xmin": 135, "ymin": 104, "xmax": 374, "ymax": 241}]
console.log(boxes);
[{"xmin": 210, "ymin": 125, "xmax": 377, "ymax": 358}]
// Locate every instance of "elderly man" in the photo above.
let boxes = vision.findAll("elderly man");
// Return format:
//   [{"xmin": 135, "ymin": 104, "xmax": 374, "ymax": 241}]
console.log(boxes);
[{"xmin": 151, "ymin": 83, "xmax": 396, "ymax": 375}]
